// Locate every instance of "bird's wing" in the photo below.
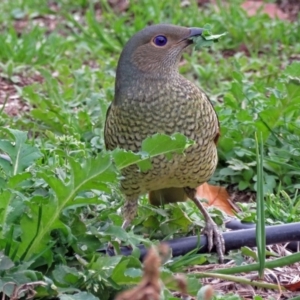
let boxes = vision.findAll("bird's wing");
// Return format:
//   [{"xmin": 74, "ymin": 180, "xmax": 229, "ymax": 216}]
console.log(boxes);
[
  {"xmin": 205, "ymin": 94, "xmax": 220, "ymax": 144},
  {"xmin": 103, "ymin": 103, "xmax": 113, "ymax": 150}
]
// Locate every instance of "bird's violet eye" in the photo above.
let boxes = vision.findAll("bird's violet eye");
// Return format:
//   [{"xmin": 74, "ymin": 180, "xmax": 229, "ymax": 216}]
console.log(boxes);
[{"xmin": 153, "ymin": 35, "xmax": 168, "ymax": 46}]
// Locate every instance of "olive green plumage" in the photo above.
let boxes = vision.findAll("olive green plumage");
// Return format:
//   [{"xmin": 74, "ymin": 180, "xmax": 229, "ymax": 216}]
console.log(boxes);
[{"xmin": 104, "ymin": 24, "xmax": 224, "ymax": 260}]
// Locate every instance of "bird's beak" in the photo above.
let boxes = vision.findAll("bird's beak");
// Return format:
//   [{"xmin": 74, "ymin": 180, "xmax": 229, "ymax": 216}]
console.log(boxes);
[
  {"xmin": 188, "ymin": 27, "xmax": 204, "ymax": 38},
  {"xmin": 180, "ymin": 27, "xmax": 203, "ymax": 46}
]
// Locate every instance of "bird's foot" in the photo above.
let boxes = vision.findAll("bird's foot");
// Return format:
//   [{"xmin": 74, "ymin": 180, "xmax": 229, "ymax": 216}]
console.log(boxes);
[
  {"xmin": 202, "ymin": 218, "xmax": 225, "ymax": 263},
  {"xmin": 184, "ymin": 187, "xmax": 225, "ymax": 263}
]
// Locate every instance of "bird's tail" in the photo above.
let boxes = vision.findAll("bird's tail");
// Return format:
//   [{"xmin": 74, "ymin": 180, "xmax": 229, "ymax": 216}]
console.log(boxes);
[{"xmin": 149, "ymin": 187, "xmax": 188, "ymax": 206}]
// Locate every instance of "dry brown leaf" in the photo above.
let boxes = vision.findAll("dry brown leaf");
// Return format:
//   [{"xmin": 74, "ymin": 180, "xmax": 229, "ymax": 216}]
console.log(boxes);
[
  {"xmin": 115, "ymin": 244, "xmax": 191, "ymax": 300},
  {"xmin": 283, "ymin": 280, "xmax": 300, "ymax": 291},
  {"xmin": 241, "ymin": 1, "xmax": 289, "ymax": 20},
  {"xmin": 108, "ymin": 0, "xmax": 129, "ymax": 13},
  {"xmin": 197, "ymin": 285, "xmax": 215, "ymax": 300},
  {"xmin": 114, "ymin": 244, "xmax": 169, "ymax": 300},
  {"xmin": 2, "ymin": 281, "xmax": 47, "ymax": 300},
  {"xmin": 196, "ymin": 183, "xmax": 235, "ymax": 216}
]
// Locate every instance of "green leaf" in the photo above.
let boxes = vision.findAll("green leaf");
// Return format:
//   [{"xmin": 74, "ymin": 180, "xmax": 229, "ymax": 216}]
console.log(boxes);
[
  {"xmin": 111, "ymin": 259, "xmax": 135, "ymax": 284},
  {"xmin": 59, "ymin": 292, "xmax": 99, "ymax": 300},
  {"xmin": 0, "ymin": 128, "xmax": 42, "ymax": 176},
  {"xmin": 191, "ymin": 31, "xmax": 227, "ymax": 49},
  {"xmin": 241, "ymin": 246, "xmax": 257, "ymax": 261},
  {"xmin": 18, "ymin": 197, "xmax": 63, "ymax": 261},
  {"xmin": 165, "ymin": 205, "xmax": 192, "ymax": 232},
  {"xmin": 103, "ymin": 225, "xmax": 129, "ymax": 242},
  {"xmin": 0, "ymin": 155, "xmax": 12, "ymax": 176},
  {"xmin": 171, "ymin": 254, "xmax": 207, "ymax": 272},
  {"xmin": 7, "ymin": 172, "xmax": 32, "ymax": 188},
  {"xmin": 112, "ymin": 148, "xmax": 148, "ymax": 170},
  {"xmin": 15, "ymin": 152, "xmax": 117, "ymax": 261},
  {"xmin": 0, "ymin": 252, "xmax": 14, "ymax": 270},
  {"xmin": 0, "ymin": 189, "xmax": 26, "ymax": 238},
  {"xmin": 124, "ymin": 267, "xmax": 142, "ymax": 278},
  {"xmin": 112, "ymin": 133, "xmax": 193, "ymax": 172},
  {"xmin": 255, "ymin": 132, "xmax": 266, "ymax": 279},
  {"xmin": 90, "ymin": 255, "xmax": 123, "ymax": 277},
  {"xmin": 284, "ymin": 62, "xmax": 300, "ymax": 79},
  {"xmin": 52, "ymin": 265, "xmax": 82, "ymax": 287},
  {"xmin": 141, "ymin": 133, "xmax": 193, "ymax": 159},
  {"xmin": 186, "ymin": 275, "xmax": 203, "ymax": 297},
  {"xmin": 111, "ymin": 257, "xmax": 141, "ymax": 285}
]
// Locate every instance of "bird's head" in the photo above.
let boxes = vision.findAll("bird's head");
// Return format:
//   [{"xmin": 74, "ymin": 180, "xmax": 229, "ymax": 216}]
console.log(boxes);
[{"xmin": 116, "ymin": 24, "xmax": 203, "ymax": 79}]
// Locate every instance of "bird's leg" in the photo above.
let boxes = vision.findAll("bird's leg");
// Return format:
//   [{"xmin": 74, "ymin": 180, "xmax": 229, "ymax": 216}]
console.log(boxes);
[
  {"xmin": 121, "ymin": 197, "xmax": 139, "ymax": 230},
  {"xmin": 184, "ymin": 187, "xmax": 225, "ymax": 263}
]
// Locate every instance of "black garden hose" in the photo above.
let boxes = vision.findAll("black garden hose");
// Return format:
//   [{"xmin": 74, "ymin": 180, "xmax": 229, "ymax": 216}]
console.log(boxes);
[{"xmin": 103, "ymin": 220, "xmax": 300, "ymax": 259}]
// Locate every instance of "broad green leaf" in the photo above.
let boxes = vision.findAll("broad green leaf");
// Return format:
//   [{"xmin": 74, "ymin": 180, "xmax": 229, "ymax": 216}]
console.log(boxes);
[
  {"xmin": 112, "ymin": 148, "xmax": 148, "ymax": 170},
  {"xmin": 0, "ymin": 189, "xmax": 26, "ymax": 238},
  {"xmin": 103, "ymin": 224, "xmax": 129, "ymax": 241},
  {"xmin": 0, "ymin": 154, "xmax": 12, "ymax": 176},
  {"xmin": 0, "ymin": 128, "xmax": 42, "ymax": 176},
  {"xmin": 7, "ymin": 172, "xmax": 32, "ymax": 188},
  {"xmin": 67, "ymin": 155, "xmax": 117, "ymax": 192},
  {"xmin": 0, "ymin": 252, "xmax": 14, "ymax": 270},
  {"xmin": 113, "ymin": 133, "xmax": 193, "ymax": 172},
  {"xmin": 59, "ymin": 292, "xmax": 99, "ymax": 300},
  {"xmin": 168, "ymin": 205, "xmax": 192, "ymax": 231},
  {"xmin": 286, "ymin": 81, "xmax": 300, "ymax": 104},
  {"xmin": 124, "ymin": 267, "xmax": 142, "ymax": 278},
  {"xmin": 111, "ymin": 256, "xmax": 142, "ymax": 285},
  {"xmin": 141, "ymin": 133, "xmax": 193, "ymax": 159},
  {"xmin": 110, "ymin": 259, "xmax": 131, "ymax": 283},
  {"xmin": 40, "ymin": 152, "xmax": 115, "ymax": 210},
  {"xmin": 90, "ymin": 255, "xmax": 123, "ymax": 277},
  {"xmin": 52, "ymin": 265, "xmax": 82, "ymax": 287},
  {"xmin": 284, "ymin": 62, "xmax": 300, "ymax": 79},
  {"xmin": 18, "ymin": 196, "xmax": 68, "ymax": 261},
  {"xmin": 18, "ymin": 153, "xmax": 116, "ymax": 260}
]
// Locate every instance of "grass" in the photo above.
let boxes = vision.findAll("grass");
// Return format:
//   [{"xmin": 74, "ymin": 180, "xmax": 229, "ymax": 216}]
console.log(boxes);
[{"xmin": 0, "ymin": 0, "xmax": 300, "ymax": 299}]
